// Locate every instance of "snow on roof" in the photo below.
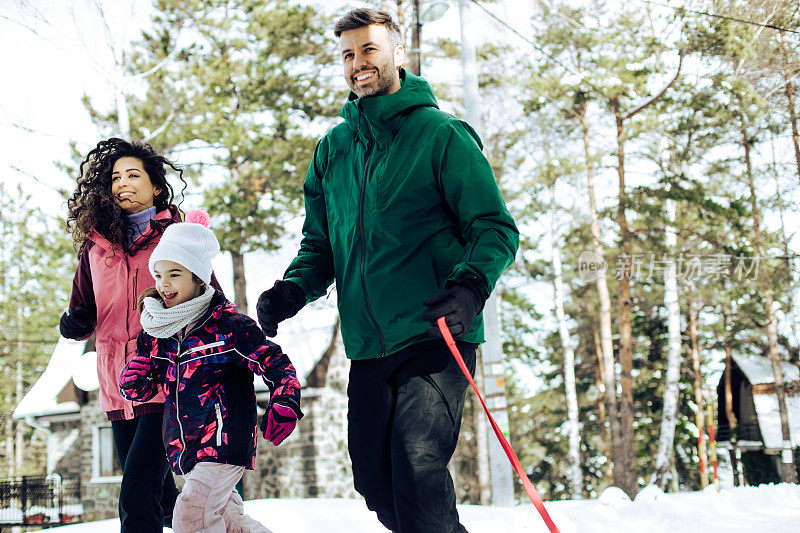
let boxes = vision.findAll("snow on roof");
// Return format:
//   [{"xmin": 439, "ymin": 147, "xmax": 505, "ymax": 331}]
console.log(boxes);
[
  {"xmin": 13, "ymin": 337, "xmax": 87, "ymax": 420},
  {"xmin": 732, "ymin": 354, "xmax": 800, "ymax": 386},
  {"xmin": 751, "ymin": 394, "xmax": 800, "ymax": 449}
]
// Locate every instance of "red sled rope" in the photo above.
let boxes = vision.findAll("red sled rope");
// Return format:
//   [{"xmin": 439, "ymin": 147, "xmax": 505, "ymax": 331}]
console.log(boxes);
[{"xmin": 437, "ymin": 317, "xmax": 560, "ymax": 533}]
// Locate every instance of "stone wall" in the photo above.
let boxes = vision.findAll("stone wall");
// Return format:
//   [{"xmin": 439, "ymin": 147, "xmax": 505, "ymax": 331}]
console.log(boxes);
[
  {"xmin": 247, "ymin": 333, "xmax": 355, "ymax": 500},
  {"xmin": 310, "ymin": 334, "xmax": 354, "ymax": 498},
  {"xmin": 78, "ymin": 391, "xmax": 120, "ymax": 521},
  {"xmin": 49, "ymin": 420, "xmax": 81, "ymax": 479}
]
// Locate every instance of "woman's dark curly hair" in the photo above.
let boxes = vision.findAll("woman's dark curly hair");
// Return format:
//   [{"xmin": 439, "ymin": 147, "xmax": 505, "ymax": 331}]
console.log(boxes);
[{"xmin": 66, "ymin": 138, "xmax": 185, "ymax": 255}]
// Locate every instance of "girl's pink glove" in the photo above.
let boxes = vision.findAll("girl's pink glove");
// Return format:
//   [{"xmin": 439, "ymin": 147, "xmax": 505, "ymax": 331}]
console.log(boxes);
[
  {"xmin": 120, "ymin": 355, "xmax": 152, "ymax": 390},
  {"xmin": 261, "ymin": 402, "xmax": 299, "ymax": 446}
]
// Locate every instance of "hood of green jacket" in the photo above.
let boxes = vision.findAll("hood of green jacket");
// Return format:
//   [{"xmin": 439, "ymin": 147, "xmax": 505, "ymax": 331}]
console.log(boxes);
[{"xmin": 340, "ymin": 70, "xmax": 447, "ymax": 147}]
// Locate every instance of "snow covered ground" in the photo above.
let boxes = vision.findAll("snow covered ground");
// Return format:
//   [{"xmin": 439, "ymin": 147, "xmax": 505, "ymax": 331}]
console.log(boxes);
[{"xmin": 43, "ymin": 482, "xmax": 800, "ymax": 532}]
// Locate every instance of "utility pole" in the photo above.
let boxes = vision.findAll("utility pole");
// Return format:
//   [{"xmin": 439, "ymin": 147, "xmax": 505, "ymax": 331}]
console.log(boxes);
[
  {"xmin": 457, "ymin": 0, "xmax": 515, "ymax": 506},
  {"xmin": 410, "ymin": 0, "xmax": 422, "ymax": 76}
]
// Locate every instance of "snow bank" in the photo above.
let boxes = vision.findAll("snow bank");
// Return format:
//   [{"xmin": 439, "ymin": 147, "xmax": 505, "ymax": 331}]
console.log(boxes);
[{"xmin": 44, "ymin": 483, "xmax": 800, "ymax": 532}]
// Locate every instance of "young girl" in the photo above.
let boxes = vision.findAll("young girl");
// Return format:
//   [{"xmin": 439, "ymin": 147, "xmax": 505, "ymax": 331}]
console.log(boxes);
[
  {"xmin": 119, "ymin": 211, "xmax": 302, "ymax": 533},
  {"xmin": 61, "ymin": 137, "xmax": 213, "ymax": 531}
]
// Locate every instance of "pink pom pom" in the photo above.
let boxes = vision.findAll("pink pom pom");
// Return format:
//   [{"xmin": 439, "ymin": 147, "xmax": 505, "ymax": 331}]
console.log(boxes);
[{"xmin": 186, "ymin": 209, "xmax": 211, "ymax": 228}]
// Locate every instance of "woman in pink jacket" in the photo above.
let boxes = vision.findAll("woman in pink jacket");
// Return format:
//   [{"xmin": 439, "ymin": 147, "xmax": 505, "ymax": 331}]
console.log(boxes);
[{"xmin": 60, "ymin": 138, "xmax": 215, "ymax": 532}]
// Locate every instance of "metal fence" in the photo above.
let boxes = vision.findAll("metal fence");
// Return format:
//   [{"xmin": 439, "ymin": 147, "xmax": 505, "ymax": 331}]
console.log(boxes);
[{"xmin": 0, "ymin": 474, "xmax": 82, "ymax": 528}]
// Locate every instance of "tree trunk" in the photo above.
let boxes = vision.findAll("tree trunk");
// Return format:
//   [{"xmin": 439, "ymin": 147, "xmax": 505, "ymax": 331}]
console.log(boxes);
[
  {"xmin": 723, "ymin": 313, "xmax": 740, "ymax": 487},
  {"xmin": 15, "ymin": 304, "xmax": 23, "ymax": 474},
  {"xmin": 5, "ymin": 363, "xmax": 13, "ymax": 477},
  {"xmin": 395, "ymin": 0, "xmax": 407, "ymax": 47},
  {"xmin": 579, "ymin": 105, "xmax": 623, "ymax": 488},
  {"xmin": 722, "ymin": 306, "xmax": 738, "ymax": 432},
  {"xmin": 231, "ymin": 250, "xmax": 248, "ymax": 315},
  {"xmin": 592, "ymin": 322, "xmax": 613, "ymax": 484},
  {"xmin": 772, "ymin": 160, "xmax": 800, "ymax": 349},
  {"xmin": 686, "ymin": 290, "xmax": 708, "ymax": 489},
  {"xmin": 612, "ymin": 99, "xmax": 637, "ymax": 498},
  {"xmin": 652, "ymin": 199, "xmax": 682, "ymax": 490},
  {"xmin": 780, "ymin": 31, "xmax": 800, "ymax": 185},
  {"xmin": 740, "ymin": 111, "xmax": 799, "ymax": 482},
  {"xmin": 473, "ymin": 348, "xmax": 491, "ymax": 504},
  {"xmin": 549, "ymin": 195, "xmax": 583, "ymax": 497}
]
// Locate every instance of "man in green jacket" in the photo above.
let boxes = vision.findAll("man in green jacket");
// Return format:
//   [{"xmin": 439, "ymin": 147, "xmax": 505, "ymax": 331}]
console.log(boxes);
[{"xmin": 257, "ymin": 8, "xmax": 519, "ymax": 532}]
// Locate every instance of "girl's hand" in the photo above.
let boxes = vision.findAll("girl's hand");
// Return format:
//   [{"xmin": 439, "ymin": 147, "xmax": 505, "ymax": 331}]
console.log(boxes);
[
  {"xmin": 120, "ymin": 356, "xmax": 152, "ymax": 390},
  {"xmin": 261, "ymin": 401, "xmax": 300, "ymax": 446}
]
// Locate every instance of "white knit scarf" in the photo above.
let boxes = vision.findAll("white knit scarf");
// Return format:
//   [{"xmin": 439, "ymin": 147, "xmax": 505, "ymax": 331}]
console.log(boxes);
[{"xmin": 140, "ymin": 285, "xmax": 215, "ymax": 339}]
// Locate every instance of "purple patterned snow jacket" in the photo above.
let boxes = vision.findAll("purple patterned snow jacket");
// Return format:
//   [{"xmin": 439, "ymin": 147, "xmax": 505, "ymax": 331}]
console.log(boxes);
[{"xmin": 120, "ymin": 289, "xmax": 301, "ymax": 476}]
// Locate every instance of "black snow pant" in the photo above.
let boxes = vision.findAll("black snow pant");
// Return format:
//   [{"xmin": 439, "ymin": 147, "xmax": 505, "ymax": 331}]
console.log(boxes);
[
  {"xmin": 348, "ymin": 339, "xmax": 476, "ymax": 533},
  {"xmin": 111, "ymin": 412, "xmax": 179, "ymax": 533}
]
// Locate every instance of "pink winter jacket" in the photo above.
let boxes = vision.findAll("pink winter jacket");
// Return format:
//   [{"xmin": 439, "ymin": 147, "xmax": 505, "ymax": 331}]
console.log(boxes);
[{"xmin": 68, "ymin": 207, "xmax": 177, "ymax": 421}]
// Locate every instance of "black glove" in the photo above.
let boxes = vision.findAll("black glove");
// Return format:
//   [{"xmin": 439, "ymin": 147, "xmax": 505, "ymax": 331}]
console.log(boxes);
[
  {"xmin": 422, "ymin": 274, "xmax": 488, "ymax": 339},
  {"xmin": 256, "ymin": 280, "xmax": 305, "ymax": 337},
  {"xmin": 59, "ymin": 306, "xmax": 94, "ymax": 339}
]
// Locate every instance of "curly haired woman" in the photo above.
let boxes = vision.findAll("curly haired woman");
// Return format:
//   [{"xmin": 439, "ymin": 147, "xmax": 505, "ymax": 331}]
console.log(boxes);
[{"xmin": 60, "ymin": 138, "xmax": 220, "ymax": 532}]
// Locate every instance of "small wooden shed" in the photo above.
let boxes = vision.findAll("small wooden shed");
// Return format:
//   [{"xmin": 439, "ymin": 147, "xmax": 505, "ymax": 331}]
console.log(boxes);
[{"xmin": 716, "ymin": 353, "xmax": 800, "ymax": 483}]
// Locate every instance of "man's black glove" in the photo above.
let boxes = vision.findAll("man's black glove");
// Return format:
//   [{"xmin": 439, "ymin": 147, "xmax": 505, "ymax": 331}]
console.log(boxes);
[
  {"xmin": 256, "ymin": 280, "xmax": 305, "ymax": 337},
  {"xmin": 59, "ymin": 306, "xmax": 94, "ymax": 339},
  {"xmin": 422, "ymin": 274, "xmax": 489, "ymax": 339}
]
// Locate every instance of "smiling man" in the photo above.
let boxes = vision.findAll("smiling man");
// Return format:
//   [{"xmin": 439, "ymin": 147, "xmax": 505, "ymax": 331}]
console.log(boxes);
[{"xmin": 256, "ymin": 8, "xmax": 519, "ymax": 532}]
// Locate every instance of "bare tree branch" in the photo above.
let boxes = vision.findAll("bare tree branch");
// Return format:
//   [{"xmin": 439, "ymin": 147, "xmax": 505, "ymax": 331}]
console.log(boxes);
[{"xmin": 624, "ymin": 51, "xmax": 684, "ymax": 121}]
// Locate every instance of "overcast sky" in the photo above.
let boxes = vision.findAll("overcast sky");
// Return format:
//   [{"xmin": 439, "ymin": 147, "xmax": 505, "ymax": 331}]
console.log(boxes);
[{"xmin": 0, "ymin": 1, "xmax": 155, "ymax": 209}]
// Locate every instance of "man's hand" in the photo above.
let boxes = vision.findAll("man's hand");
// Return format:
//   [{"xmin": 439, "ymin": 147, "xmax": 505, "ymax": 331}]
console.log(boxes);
[
  {"xmin": 260, "ymin": 400, "xmax": 301, "ymax": 446},
  {"xmin": 422, "ymin": 275, "xmax": 488, "ymax": 339},
  {"xmin": 256, "ymin": 280, "xmax": 305, "ymax": 337},
  {"xmin": 59, "ymin": 306, "xmax": 94, "ymax": 339},
  {"xmin": 120, "ymin": 355, "xmax": 152, "ymax": 390}
]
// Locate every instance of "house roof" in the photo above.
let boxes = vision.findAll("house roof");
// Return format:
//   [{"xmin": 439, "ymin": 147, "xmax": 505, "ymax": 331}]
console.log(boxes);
[
  {"xmin": 13, "ymin": 337, "xmax": 88, "ymax": 420},
  {"xmin": 732, "ymin": 354, "xmax": 800, "ymax": 385},
  {"xmin": 732, "ymin": 354, "xmax": 800, "ymax": 449}
]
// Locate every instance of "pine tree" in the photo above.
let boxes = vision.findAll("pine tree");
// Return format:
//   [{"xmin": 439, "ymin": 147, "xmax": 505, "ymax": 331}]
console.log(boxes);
[
  {"xmin": 0, "ymin": 184, "xmax": 72, "ymax": 475},
  {"xmin": 85, "ymin": 0, "xmax": 342, "ymax": 313}
]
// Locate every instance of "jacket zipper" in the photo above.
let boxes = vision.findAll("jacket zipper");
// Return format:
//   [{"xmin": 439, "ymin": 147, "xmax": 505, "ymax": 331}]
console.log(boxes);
[
  {"xmin": 173, "ymin": 309, "xmax": 216, "ymax": 475},
  {"xmin": 132, "ymin": 268, "xmax": 138, "ymax": 310},
  {"xmin": 214, "ymin": 402, "xmax": 223, "ymax": 447},
  {"xmin": 174, "ymin": 345, "xmax": 187, "ymax": 475},
  {"xmin": 357, "ymin": 106, "xmax": 387, "ymax": 357}
]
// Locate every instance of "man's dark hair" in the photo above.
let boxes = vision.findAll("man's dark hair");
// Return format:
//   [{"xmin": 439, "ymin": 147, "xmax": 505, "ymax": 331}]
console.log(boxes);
[{"xmin": 334, "ymin": 8, "xmax": 402, "ymax": 47}]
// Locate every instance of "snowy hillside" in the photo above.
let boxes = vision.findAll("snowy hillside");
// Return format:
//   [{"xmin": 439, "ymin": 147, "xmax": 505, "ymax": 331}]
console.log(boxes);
[{"xmin": 46, "ymin": 483, "xmax": 800, "ymax": 532}]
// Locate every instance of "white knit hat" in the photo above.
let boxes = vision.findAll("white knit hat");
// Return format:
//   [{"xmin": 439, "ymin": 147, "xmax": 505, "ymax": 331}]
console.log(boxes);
[{"xmin": 148, "ymin": 210, "xmax": 219, "ymax": 284}]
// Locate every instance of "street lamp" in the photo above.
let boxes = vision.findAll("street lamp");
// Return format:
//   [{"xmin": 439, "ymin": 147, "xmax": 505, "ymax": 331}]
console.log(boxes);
[{"xmin": 409, "ymin": 0, "xmax": 450, "ymax": 76}]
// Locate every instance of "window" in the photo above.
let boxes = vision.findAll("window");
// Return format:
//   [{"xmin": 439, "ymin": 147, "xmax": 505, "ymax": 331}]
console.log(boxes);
[{"xmin": 92, "ymin": 426, "xmax": 122, "ymax": 481}]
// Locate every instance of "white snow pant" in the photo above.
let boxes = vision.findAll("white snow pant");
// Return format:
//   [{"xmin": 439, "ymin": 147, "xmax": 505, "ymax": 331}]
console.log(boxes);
[{"xmin": 172, "ymin": 462, "xmax": 271, "ymax": 533}]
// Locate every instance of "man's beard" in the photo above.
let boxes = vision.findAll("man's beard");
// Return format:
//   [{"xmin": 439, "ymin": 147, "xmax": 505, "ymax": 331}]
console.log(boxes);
[{"xmin": 348, "ymin": 59, "xmax": 397, "ymax": 98}]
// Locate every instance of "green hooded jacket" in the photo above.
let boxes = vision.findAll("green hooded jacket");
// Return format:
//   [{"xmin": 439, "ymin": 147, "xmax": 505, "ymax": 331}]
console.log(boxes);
[{"xmin": 284, "ymin": 70, "xmax": 519, "ymax": 360}]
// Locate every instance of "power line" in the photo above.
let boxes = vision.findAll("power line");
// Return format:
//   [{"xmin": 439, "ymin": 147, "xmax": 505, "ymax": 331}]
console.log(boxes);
[
  {"xmin": 642, "ymin": 0, "xmax": 800, "ymax": 36},
  {"xmin": 468, "ymin": 0, "xmax": 581, "ymax": 80}
]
